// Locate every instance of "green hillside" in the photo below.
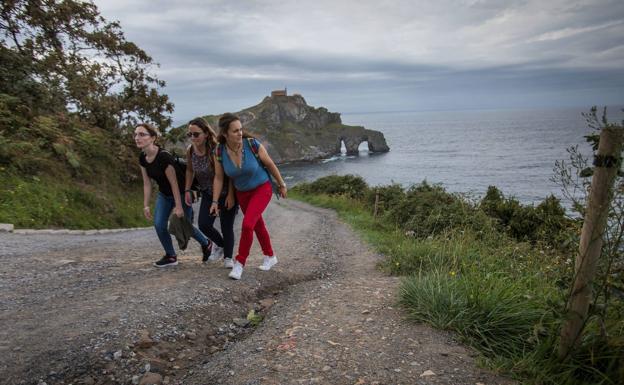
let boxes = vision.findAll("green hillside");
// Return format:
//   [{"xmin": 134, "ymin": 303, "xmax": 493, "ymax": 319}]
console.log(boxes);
[
  {"xmin": 0, "ymin": 94, "xmax": 150, "ymax": 229},
  {"xmin": 0, "ymin": 1, "xmax": 173, "ymax": 229}
]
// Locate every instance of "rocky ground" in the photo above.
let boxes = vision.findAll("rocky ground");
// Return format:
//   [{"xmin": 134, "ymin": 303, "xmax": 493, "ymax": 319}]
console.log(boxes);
[{"xmin": 1, "ymin": 199, "xmax": 514, "ymax": 385}]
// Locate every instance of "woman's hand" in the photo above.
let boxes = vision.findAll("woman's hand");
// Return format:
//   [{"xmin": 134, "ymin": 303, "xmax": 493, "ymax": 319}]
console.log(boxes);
[
  {"xmin": 257, "ymin": 143, "xmax": 287, "ymax": 199},
  {"xmin": 143, "ymin": 206, "xmax": 152, "ymax": 220},
  {"xmin": 184, "ymin": 191, "xmax": 193, "ymax": 206},
  {"xmin": 279, "ymin": 185, "xmax": 287, "ymax": 199},
  {"xmin": 225, "ymin": 194, "xmax": 235, "ymax": 210},
  {"xmin": 209, "ymin": 202, "xmax": 220, "ymax": 216},
  {"xmin": 173, "ymin": 206, "xmax": 184, "ymax": 218}
]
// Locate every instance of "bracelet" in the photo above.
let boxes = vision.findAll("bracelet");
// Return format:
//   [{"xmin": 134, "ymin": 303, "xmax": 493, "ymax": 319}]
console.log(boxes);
[
  {"xmin": 143, "ymin": 206, "xmax": 150, "ymax": 210},
  {"xmin": 211, "ymin": 200, "xmax": 218, "ymax": 204},
  {"xmin": 185, "ymin": 189, "xmax": 192, "ymax": 193}
]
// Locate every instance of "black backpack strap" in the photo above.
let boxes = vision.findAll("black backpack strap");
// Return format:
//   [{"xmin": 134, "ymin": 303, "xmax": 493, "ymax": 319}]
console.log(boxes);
[{"xmin": 216, "ymin": 143, "xmax": 224, "ymax": 163}]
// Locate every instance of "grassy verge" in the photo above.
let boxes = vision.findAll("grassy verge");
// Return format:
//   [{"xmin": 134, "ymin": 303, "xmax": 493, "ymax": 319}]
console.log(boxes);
[
  {"xmin": 0, "ymin": 104, "xmax": 152, "ymax": 230},
  {"xmin": 291, "ymin": 176, "xmax": 623, "ymax": 385},
  {"xmin": 0, "ymin": 170, "xmax": 149, "ymax": 229}
]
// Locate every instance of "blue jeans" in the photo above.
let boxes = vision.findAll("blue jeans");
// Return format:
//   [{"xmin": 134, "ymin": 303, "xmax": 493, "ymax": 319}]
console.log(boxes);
[{"xmin": 154, "ymin": 192, "xmax": 208, "ymax": 256}]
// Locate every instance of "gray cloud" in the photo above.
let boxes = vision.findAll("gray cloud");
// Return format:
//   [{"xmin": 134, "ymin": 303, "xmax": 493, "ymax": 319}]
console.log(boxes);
[{"xmin": 93, "ymin": 0, "xmax": 624, "ymax": 124}]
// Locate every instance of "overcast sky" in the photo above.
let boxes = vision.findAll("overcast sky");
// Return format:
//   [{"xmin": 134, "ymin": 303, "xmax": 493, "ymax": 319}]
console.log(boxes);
[{"xmin": 93, "ymin": 0, "xmax": 624, "ymax": 125}]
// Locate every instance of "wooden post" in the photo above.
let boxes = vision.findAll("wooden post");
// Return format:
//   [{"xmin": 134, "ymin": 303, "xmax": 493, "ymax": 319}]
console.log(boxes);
[{"xmin": 558, "ymin": 126, "xmax": 623, "ymax": 359}]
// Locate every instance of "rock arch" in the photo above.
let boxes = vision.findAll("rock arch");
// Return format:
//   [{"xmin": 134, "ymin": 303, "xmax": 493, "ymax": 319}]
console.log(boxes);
[{"xmin": 337, "ymin": 129, "xmax": 389, "ymax": 156}]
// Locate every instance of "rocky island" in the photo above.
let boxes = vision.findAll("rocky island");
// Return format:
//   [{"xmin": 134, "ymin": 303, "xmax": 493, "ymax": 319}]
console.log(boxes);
[{"xmin": 169, "ymin": 90, "xmax": 389, "ymax": 163}]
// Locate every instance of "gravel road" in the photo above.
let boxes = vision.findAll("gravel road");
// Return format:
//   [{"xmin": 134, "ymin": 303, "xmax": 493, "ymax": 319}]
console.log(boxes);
[{"xmin": 1, "ymin": 199, "xmax": 513, "ymax": 385}]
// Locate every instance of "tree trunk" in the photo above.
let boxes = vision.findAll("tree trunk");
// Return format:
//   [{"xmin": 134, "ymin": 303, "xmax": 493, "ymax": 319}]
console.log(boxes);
[{"xmin": 558, "ymin": 126, "xmax": 623, "ymax": 360}]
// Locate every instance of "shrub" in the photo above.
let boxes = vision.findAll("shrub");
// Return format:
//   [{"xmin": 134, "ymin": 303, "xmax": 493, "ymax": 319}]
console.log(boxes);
[
  {"xmin": 480, "ymin": 186, "xmax": 573, "ymax": 247},
  {"xmin": 30, "ymin": 115, "xmax": 62, "ymax": 141},
  {"xmin": 0, "ymin": 93, "xmax": 29, "ymax": 135},
  {"xmin": 385, "ymin": 182, "xmax": 455, "ymax": 231},
  {"xmin": 294, "ymin": 174, "xmax": 369, "ymax": 199},
  {"xmin": 534, "ymin": 195, "xmax": 576, "ymax": 246},
  {"xmin": 384, "ymin": 181, "xmax": 493, "ymax": 238},
  {"xmin": 364, "ymin": 183, "xmax": 405, "ymax": 214}
]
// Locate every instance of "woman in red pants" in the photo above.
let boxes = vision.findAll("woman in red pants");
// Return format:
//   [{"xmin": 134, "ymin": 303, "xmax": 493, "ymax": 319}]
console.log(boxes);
[{"xmin": 210, "ymin": 113, "xmax": 287, "ymax": 280}]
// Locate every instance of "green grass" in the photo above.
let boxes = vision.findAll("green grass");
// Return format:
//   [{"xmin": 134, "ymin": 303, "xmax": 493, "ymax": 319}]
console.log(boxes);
[
  {"xmin": 400, "ymin": 269, "xmax": 548, "ymax": 359},
  {"xmin": 0, "ymin": 170, "xmax": 149, "ymax": 229},
  {"xmin": 0, "ymin": 100, "xmax": 151, "ymax": 229}
]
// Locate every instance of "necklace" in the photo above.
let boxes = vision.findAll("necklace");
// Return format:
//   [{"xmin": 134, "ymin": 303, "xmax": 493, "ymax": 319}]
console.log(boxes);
[
  {"xmin": 226, "ymin": 143, "xmax": 242, "ymax": 153},
  {"xmin": 226, "ymin": 142, "xmax": 243, "ymax": 168}
]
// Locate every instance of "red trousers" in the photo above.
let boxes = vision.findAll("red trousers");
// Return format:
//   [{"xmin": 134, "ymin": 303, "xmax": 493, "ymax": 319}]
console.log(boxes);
[{"xmin": 235, "ymin": 181, "xmax": 274, "ymax": 265}]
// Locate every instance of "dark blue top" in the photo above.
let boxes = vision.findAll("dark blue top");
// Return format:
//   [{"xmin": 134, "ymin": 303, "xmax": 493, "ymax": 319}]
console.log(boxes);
[{"xmin": 221, "ymin": 138, "xmax": 269, "ymax": 192}]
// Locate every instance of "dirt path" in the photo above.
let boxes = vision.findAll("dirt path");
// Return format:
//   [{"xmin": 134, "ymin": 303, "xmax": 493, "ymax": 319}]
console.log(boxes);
[{"xmin": 1, "ymin": 199, "xmax": 513, "ymax": 385}]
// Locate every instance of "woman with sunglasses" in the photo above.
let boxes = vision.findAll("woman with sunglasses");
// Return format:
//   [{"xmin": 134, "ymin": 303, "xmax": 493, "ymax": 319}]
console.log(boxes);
[
  {"xmin": 210, "ymin": 113, "xmax": 287, "ymax": 280},
  {"xmin": 135, "ymin": 123, "xmax": 213, "ymax": 267},
  {"xmin": 184, "ymin": 118, "xmax": 238, "ymax": 267}
]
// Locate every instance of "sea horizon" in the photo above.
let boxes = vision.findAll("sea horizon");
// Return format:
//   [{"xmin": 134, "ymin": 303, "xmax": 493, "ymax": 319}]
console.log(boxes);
[
  {"xmin": 172, "ymin": 103, "xmax": 624, "ymax": 128},
  {"xmin": 280, "ymin": 105, "xmax": 624, "ymax": 207}
]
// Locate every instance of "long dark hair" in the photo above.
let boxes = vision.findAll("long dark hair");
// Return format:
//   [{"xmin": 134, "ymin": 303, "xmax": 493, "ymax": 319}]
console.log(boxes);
[
  {"xmin": 188, "ymin": 117, "xmax": 218, "ymax": 168},
  {"xmin": 217, "ymin": 113, "xmax": 254, "ymax": 144}
]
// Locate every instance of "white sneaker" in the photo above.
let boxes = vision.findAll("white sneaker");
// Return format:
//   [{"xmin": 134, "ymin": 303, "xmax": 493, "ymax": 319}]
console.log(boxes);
[
  {"xmin": 224, "ymin": 258, "xmax": 234, "ymax": 269},
  {"xmin": 209, "ymin": 245, "xmax": 224, "ymax": 261},
  {"xmin": 228, "ymin": 261, "xmax": 243, "ymax": 280},
  {"xmin": 259, "ymin": 256, "xmax": 278, "ymax": 271}
]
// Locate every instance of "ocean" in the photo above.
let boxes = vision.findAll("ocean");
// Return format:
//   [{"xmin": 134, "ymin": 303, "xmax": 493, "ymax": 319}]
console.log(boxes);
[{"xmin": 279, "ymin": 106, "xmax": 624, "ymax": 205}]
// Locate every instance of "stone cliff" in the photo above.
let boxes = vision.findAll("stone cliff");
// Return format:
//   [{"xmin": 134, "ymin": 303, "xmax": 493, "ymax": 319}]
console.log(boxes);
[{"xmin": 169, "ymin": 93, "xmax": 389, "ymax": 163}]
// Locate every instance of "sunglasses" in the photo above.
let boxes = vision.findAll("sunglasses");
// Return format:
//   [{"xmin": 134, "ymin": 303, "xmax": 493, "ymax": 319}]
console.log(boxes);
[{"xmin": 186, "ymin": 132, "xmax": 202, "ymax": 138}]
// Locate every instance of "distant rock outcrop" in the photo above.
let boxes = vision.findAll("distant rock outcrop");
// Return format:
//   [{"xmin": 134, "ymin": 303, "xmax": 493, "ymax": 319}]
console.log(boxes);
[{"xmin": 170, "ymin": 92, "xmax": 389, "ymax": 163}]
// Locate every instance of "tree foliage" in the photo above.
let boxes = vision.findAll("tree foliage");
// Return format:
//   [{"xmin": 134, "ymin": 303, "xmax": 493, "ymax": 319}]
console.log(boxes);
[{"xmin": 0, "ymin": 0, "xmax": 173, "ymax": 131}]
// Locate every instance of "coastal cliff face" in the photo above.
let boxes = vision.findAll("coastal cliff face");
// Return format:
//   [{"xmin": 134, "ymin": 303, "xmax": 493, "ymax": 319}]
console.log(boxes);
[{"xmin": 170, "ymin": 94, "xmax": 389, "ymax": 163}]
